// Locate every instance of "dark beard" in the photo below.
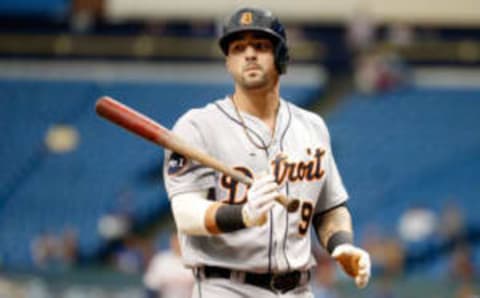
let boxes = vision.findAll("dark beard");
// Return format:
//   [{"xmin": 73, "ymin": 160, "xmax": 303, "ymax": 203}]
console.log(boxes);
[{"xmin": 239, "ymin": 72, "xmax": 269, "ymax": 90}]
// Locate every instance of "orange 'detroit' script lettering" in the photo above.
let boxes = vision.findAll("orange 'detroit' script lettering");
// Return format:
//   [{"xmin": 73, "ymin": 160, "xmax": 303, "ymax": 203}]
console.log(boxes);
[{"xmin": 271, "ymin": 148, "xmax": 325, "ymax": 185}]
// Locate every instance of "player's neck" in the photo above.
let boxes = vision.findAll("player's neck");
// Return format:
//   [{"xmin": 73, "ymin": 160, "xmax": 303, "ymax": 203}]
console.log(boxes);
[{"xmin": 233, "ymin": 86, "xmax": 280, "ymax": 123}]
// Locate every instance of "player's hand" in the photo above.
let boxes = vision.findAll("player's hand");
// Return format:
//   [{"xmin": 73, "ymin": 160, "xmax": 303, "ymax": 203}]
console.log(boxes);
[
  {"xmin": 332, "ymin": 244, "xmax": 371, "ymax": 288},
  {"xmin": 242, "ymin": 174, "xmax": 279, "ymax": 227}
]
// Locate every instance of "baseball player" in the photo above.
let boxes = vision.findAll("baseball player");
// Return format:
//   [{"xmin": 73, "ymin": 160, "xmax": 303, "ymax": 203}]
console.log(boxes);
[{"xmin": 164, "ymin": 7, "xmax": 371, "ymax": 298}]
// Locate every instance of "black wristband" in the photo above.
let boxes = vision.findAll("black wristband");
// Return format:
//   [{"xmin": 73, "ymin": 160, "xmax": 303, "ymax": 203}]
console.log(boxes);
[
  {"xmin": 215, "ymin": 204, "xmax": 246, "ymax": 233},
  {"xmin": 327, "ymin": 231, "xmax": 353, "ymax": 255}
]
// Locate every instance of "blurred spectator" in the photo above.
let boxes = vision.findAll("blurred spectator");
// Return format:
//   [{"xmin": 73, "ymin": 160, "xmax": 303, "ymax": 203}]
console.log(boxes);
[
  {"xmin": 143, "ymin": 233, "xmax": 194, "ymax": 298},
  {"xmin": 98, "ymin": 189, "xmax": 134, "ymax": 242},
  {"xmin": 372, "ymin": 278, "xmax": 397, "ymax": 298},
  {"xmin": 71, "ymin": 0, "xmax": 104, "ymax": 32},
  {"xmin": 362, "ymin": 225, "xmax": 405, "ymax": 277},
  {"xmin": 31, "ymin": 227, "xmax": 79, "ymax": 270},
  {"xmin": 0, "ymin": 277, "xmax": 24, "ymax": 298},
  {"xmin": 387, "ymin": 22, "xmax": 414, "ymax": 47},
  {"xmin": 380, "ymin": 238, "xmax": 405, "ymax": 276},
  {"xmin": 354, "ymin": 50, "xmax": 411, "ymax": 94},
  {"xmin": 438, "ymin": 202, "xmax": 476, "ymax": 282},
  {"xmin": 360, "ymin": 225, "xmax": 402, "ymax": 298},
  {"xmin": 398, "ymin": 206, "xmax": 437, "ymax": 243},
  {"xmin": 311, "ymin": 251, "xmax": 340, "ymax": 298},
  {"xmin": 98, "ymin": 213, "xmax": 132, "ymax": 241},
  {"xmin": 362, "ymin": 225, "xmax": 383, "ymax": 268},
  {"xmin": 456, "ymin": 283, "xmax": 479, "ymax": 298},
  {"xmin": 439, "ymin": 201, "xmax": 466, "ymax": 243},
  {"xmin": 346, "ymin": 0, "xmax": 377, "ymax": 53},
  {"xmin": 112, "ymin": 234, "xmax": 146, "ymax": 274},
  {"xmin": 31, "ymin": 231, "xmax": 63, "ymax": 270},
  {"xmin": 61, "ymin": 227, "xmax": 79, "ymax": 267},
  {"xmin": 450, "ymin": 244, "xmax": 475, "ymax": 281}
]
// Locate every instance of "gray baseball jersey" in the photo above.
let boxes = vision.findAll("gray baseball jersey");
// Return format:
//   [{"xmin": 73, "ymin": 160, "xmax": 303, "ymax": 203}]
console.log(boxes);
[{"xmin": 164, "ymin": 96, "xmax": 348, "ymax": 274}]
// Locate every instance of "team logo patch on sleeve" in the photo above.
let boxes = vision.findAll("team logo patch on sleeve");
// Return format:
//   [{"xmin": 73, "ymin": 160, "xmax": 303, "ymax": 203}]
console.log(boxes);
[{"xmin": 167, "ymin": 152, "xmax": 188, "ymax": 175}]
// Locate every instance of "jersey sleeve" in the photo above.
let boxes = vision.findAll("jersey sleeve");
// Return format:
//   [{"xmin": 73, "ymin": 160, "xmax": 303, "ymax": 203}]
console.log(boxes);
[
  {"xmin": 163, "ymin": 112, "xmax": 216, "ymax": 199},
  {"xmin": 315, "ymin": 149, "xmax": 349, "ymax": 213},
  {"xmin": 314, "ymin": 119, "xmax": 349, "ymax": 213}
]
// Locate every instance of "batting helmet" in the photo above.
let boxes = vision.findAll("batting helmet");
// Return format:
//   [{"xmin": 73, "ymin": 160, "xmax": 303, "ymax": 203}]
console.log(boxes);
[{"xmin": 219, "ymin": 7, "xmax": 290, "ymax": 74}]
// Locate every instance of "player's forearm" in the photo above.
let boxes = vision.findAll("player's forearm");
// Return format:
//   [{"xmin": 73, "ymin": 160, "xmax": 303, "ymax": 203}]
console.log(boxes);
[
  {"xmin": 171, "ymin": 191, "xmax": 247, "ymax": 236},
  {"xmin": 314, "ymin": 205, "xmax": 372, "ymax": 288},
  {"xmin": 313, "ymin": 205, "xmax": 353, "ymax": 253},
  {"xmin": 171, "ymin": 191, "xmax": 211, "ymax": 235},
  {"xmin": 171, "ymin": 175, "xmax": 278, "ymax": 236}
]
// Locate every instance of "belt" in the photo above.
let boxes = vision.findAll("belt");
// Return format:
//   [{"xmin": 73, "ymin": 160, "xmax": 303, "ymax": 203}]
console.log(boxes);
[{"xmin": 201, "ymin": 266, "xmax": 310, "ymax": 294}]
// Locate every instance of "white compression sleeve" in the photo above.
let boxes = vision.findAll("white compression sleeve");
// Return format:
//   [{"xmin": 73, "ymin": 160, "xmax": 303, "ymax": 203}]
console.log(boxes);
[{"xmin": 171, "ymin": 190, "xmax": 212, "ymax": 236}]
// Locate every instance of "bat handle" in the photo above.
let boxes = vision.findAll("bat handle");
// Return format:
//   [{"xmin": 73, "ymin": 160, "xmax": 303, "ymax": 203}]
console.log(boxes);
[{"xmin": 276, "ymin": 194, "xmax": 300, "ymax": 213}]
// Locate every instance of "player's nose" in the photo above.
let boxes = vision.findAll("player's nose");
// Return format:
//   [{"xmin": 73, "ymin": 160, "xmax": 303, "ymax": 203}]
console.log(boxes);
[{"xmin": 244, "ymin": 45, "xmax": 258, "ymax": 60}]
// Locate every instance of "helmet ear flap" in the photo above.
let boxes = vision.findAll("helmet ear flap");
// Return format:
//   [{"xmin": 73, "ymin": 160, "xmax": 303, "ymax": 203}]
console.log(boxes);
[{"xmin": 275, "ymin": 42, "xmax": 289, "ymax": 74}]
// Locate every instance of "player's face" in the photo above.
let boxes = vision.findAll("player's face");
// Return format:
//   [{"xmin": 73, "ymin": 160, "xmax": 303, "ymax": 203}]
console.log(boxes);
[{"xmin": 226, "ymin": 32, "xmax": 278, "ymax": 90}]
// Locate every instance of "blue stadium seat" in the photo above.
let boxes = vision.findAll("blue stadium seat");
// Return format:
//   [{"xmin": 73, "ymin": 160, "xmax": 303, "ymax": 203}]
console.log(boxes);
[
  {"xmin": 325, "ymin": 88, "xmax": 480, "ymax": 273},
  {"xmin": 327, "ymin": 88, "xmax": 480, "ymax": 230}
]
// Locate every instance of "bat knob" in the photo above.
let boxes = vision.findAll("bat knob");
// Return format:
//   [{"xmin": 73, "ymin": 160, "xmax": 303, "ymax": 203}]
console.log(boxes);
[{"xmin": 287, "ymin": 199, "xmax": 300, "ymax": 213}]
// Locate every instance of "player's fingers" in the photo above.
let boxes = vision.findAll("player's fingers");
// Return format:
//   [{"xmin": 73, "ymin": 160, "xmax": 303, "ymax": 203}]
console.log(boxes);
[
  {"xmin": 351, "ymin": 250, "xmax": 370, "ymax": 277},
  {"xmin": 256, "ymin": 181, "xmax": 279, "ymax": 196},
  {"xmin": 357, "ymin": 267, "xmax": 369, "ymax": 278},
  {"xmin": 357, "ymin": 268, "xmax": 370, "ymax": 283},
  {"xmin": 359, "ymin": 251, "xmax": 371, "ymax": 271},
  {"xmin": 358, "ymin": 253, "xmax": 370, "ymax": 270},
  {"xmin": 355, "ymin": 252, "xmax": 370, "ymax": 288},
  {"xmin": 355, "ymin": 274, "xmax": 369, "ymax": 288},
  {"xmin": 256, "ymin": 192, "xmax": 280, "ymax": 207},
  {"xmin": 256, "ymin": 192, "xmax": 279, "ymax": 209},
  {"xmin": 251, "ymin": 174, "xmax": 275, "ymax": 191},
  {"xmin": 256, "ymin": 174, "xmax": 275, "ymax": 185},
  {"xmin": 357, "ymin": 260, "xmax": 370, "ymax": 275},
  {"xmin": 257, "ymin": 201, "xmax": 275, "ymax": 215}
]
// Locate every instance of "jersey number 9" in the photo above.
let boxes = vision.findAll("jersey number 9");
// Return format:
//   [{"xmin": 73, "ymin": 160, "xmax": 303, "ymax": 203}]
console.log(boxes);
[{"xmin": 298, "ymin": 201, "xmax": 313, "ymax": 236}]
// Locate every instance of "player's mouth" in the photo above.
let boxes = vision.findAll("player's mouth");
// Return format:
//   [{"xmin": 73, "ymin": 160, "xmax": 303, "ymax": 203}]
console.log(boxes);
[{"xmin": 243, "ymin": 64, "xmax": 262, "ymax": 72}]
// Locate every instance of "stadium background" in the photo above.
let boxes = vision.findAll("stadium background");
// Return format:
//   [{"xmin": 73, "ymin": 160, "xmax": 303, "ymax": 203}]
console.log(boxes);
[{"xmin": 0, "ymin": 0, "xmax": 479, "ymax": 297}]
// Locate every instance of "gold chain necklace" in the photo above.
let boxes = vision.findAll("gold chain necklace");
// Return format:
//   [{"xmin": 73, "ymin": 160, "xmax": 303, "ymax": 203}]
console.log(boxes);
[{"xmin": 231, "ymin": 96, "xmax": 279, "ymax": 151}]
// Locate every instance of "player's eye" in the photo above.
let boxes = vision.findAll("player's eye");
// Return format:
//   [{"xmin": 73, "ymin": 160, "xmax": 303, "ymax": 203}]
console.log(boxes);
[
  {"xmin": 253, "ymin": 40, "xmax": 272, "ymax": 52},
  {"xmin": 230, "ymin": 43, "xmax": 246, "ymax": 54}
]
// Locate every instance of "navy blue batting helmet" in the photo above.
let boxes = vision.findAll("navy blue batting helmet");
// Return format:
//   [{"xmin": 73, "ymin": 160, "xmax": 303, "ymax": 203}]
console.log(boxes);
[{"xmin": 219, "ymin": 7, "xmax": 290, "ymax": 74}]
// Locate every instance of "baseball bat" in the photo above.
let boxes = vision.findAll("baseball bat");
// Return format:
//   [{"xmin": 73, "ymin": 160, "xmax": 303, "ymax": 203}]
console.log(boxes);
[{"xmin": 95, "ymin": 96, "xmax": 300, "ymax": 213}]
